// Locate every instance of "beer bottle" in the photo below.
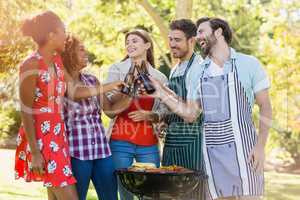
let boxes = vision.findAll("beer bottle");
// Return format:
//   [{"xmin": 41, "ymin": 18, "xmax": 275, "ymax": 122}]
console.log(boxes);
[
  {"xmin": 120, "ymin": 62, "xmax": 136, "ymax": 95},
  {"xmin": 137, "ymin": 61, "xmax": 156, "ymax": 94}
]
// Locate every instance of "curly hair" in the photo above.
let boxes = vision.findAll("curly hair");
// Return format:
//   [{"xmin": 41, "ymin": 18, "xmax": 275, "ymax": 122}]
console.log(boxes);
[{"xmin": 61, "ymin": 35, "xmax": 81, "ymax": 74}]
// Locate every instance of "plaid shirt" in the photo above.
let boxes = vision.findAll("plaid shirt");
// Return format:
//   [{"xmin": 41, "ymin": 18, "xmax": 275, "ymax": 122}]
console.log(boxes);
[{"xmin": 64, "ymin": 74, "xmax": 111, "ymax": 160}]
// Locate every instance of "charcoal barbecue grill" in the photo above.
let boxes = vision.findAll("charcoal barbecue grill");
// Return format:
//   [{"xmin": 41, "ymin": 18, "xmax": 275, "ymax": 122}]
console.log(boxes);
[{"xmin": 115, "ymin": 168, "xmax": 207, "ymax": 200}]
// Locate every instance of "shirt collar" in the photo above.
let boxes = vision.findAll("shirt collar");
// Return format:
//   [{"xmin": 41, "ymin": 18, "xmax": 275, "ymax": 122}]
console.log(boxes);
[
  {"xmin": 202, "ymin": 47, "xmax": 237, "ymax": 66},
  {"xmin": 176, "ymin": 52, "xmax": 195, "ymax": 66}
]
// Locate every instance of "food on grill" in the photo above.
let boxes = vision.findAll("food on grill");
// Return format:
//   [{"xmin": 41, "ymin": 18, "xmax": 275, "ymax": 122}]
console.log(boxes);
[
  {"xmin": 128, "ymin": 163, "xmax": 193, "ymax": 173},
  {"xmin": 147, "ymin": 165, "xmax": 193, "ymax": 173},
  {"xmin": 128, "ymin": 162, "xmax": 157, "ymax": 171}
]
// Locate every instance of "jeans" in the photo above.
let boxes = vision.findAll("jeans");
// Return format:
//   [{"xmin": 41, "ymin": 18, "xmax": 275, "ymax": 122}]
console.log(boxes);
[
  {"xmin": 71, "ymin": 156, "xmax": 118, "ymax": 200},
  {"xmin": 110, "ymin": 140, "xmax": 160, "ymax": 200}
]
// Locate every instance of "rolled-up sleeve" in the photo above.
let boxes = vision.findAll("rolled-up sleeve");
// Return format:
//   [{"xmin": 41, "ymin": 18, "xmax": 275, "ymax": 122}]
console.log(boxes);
[
  {"xmin": 186, "ymin": 62, "xmax": 204, "ymax": 101},
  {"xmin": 187, "ymin": 81, "xmax": 201, "ymax": 101},
  {"xmin": 250, "ymin": 58, "xmax": 270, "ymax": 93}
]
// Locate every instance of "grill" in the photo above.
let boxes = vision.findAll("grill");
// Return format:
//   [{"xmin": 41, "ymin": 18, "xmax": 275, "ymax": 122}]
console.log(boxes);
[{"xmin": 115, "ymin": 168, "xmax": 207, "ymax": 200}]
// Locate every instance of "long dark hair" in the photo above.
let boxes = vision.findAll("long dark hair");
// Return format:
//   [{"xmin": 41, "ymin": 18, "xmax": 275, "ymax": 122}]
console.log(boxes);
[{"xmin": 123, "ymin": 29, "xmax": 155, "ymax": 67}]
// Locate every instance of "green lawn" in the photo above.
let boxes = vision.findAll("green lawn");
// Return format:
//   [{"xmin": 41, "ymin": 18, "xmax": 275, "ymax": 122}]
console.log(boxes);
[
  {"xmin": 264, "ymin": 172, "xmax": 300, "ymax": 200},
  {"xmin": 1, "ymin": 149, "xmax": 300, "ymax": 200}
]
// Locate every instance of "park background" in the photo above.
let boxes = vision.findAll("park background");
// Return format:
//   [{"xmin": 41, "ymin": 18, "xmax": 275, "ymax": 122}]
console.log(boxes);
[{"xmin": 0, "ymin": 0, "xmax": 299, "ymax": 199}]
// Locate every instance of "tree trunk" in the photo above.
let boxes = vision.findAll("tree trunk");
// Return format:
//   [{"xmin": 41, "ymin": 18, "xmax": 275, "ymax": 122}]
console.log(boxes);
[
  {"xmin": 137, "ymin": 0, "xmax": 194, "ymax": 67},
  {"xmin": 136, "ymin": 0, "xmax": 169, "ymax": 47},
  {"xmin": 175, "ymin": 0, "xmax": 193, "ymax": 19}
]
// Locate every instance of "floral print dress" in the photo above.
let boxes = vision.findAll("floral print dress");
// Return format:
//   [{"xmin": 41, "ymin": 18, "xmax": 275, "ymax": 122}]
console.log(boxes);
[{"xmin": 14, "ymin": 52, "xmax": 76, "ymax": 187}]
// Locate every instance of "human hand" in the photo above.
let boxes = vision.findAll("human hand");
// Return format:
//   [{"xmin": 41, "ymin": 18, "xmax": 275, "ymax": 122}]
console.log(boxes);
[
  {"xmin": 106, "ymin": 80, "xmax": 127, "ymax": 91},
  {"xmin": 156, "ymin": 122, "xmax": 168, "ymax": 138},
  {"xmin": 128, "ymin": 110, "xmax": 152, "ymax": 122},
  {"xmin": 136, "ymin": 76, "xmax": 166, "ymax": 99},
  {"xmin": 248, "ymin": 143, "xmax": 265, "ymax": 174},
  {"xmin": 31, "ymin": 151, "xmax": 45, "ymax": 176}
]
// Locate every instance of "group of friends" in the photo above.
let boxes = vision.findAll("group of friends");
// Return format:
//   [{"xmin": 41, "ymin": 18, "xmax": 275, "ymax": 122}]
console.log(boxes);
[{"xmin": 14, "ymin": 10, "xmax": 272, "ymax": 200}]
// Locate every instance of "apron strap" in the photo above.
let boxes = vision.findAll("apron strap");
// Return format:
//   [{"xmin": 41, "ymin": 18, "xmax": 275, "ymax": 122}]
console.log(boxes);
[
  {"xmin": 231, "ymin": 58, "xmax": 237, "ymax": 72},
  {"xmin": 167, "ymin": 53, "xmax": 197, "ymax": 123},
  {"xmin": 183, "ymin": 53, "xmax": 196, "ymax": 77},
  {"xmin": 170, "ymin": 53, "xmax": 196, "ymax": 79},
  {"xmin": 200, "ymin": 62, "xmax": 210, "ymax": 79}
]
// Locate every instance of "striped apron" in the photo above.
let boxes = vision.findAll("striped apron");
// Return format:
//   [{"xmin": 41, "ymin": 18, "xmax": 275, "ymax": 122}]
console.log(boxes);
[
  {"xmin": 162, "ymin": 53, "xmax": 204, "ymax": 199},
  {"xmin": 199, "ymin": 59, "xmax": 263, "ymax": 199}
]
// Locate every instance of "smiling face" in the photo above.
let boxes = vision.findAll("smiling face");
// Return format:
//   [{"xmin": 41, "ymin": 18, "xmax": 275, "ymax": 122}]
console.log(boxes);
[
  {"xmin": 125, "ymin": 34, "xmax": 150, "ymax": 59},
  {"xmin": 75, "ymin": 43, "xmax": 88, "ymax": 70},
  {"xmin": 61, "ymin": 36, "xmax": 88, "ymax": 75},
  {"xmin": 196, "ymin": 21, "xmax": 217, "ymax": 57},
  {"xmin": 168, "ymin": 30, "xmax": 190, "ymax": 59}
]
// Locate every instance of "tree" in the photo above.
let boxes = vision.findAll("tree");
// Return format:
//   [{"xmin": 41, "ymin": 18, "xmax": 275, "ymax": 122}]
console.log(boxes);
[{"xmin": 176, "ymin": 0, "xmax": 193, "ymax": 19}]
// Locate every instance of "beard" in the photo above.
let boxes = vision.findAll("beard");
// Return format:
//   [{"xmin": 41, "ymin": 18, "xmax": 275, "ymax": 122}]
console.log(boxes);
[
  {"xmin": 171, "ymin": 42, "xmax": 190, "ymax": 59},
  {"xmin": 200, "ymin": 34, "xmax": 217, "ymax": 57},
  {"xmin": 171, "ymin": 48, "xmax": 189, "ymax": 59}
]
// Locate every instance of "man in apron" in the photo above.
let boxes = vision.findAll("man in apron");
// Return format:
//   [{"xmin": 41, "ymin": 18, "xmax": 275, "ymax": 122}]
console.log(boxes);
[
  {"xmin": 149, "ymin": 17, "xmax": 272, "ymax": 200},
  {"xmin": 160, "ymin": 19, "xmax": 204, "ymax": 200}
]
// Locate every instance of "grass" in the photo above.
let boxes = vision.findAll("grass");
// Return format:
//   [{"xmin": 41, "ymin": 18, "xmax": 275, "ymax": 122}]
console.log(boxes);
[
  {"xmin": 265, "ymin": 172, "xmax": 300, "ymax": 200},
  {"xmin": 1, "ymin": 149, "xmax": 300, "ymax": 200}
]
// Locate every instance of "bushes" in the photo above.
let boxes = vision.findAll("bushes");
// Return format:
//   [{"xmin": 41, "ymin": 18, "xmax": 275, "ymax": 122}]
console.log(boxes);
[
  {"xmin": 0, "ymin": 107, "xmax": 21, "ymax": 139},
  {"xmin": 0, "ymin": 73, "xmax": 20, "ymax": 139},
  {"xmin": 277, "ymin": 130, "xmax": 300, "ymax": 167}
]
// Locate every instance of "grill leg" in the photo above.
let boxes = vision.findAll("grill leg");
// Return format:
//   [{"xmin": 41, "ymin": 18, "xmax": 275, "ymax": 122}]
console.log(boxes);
[
  {"xmin": 152, "ymin": 193, "xmax": 160, "ymax": 200},
  {"xmin": 138, "ymin": 195, "xmax": 144, "ymax": 200}
]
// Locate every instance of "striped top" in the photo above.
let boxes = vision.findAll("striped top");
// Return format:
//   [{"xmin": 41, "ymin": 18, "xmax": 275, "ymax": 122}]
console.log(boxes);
[{"xmin": 64, "ymin": 73, "xmax": 111, "ymax": 160}]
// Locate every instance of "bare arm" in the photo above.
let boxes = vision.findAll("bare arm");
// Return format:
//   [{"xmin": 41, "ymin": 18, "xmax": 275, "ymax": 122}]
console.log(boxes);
[
  {"xmin": 64, "ymin": 69, "xmax": 124, "ymax": 101},
  {"xmin": 102, "ymin": 92, "xmax": 132, "ymax": 118},
  {"xmin": 248, "ymin": 89, "xmax": 272, "ymax": 173},
  {"xmin": 102, "ymin": 62, "xmax": 137, "ymax": 118},
  {"xmin": 149, "ymin": 77, "xmax": 202, "ymax": 123},
  {"xmin": 19, "ymin": 58, "xmax": 45, "ymax": 175},
  {"xmin": 159, "ymin": 92, "xmax": 201, "ymax": 123},
  {"xmin": 66, "ymin": 81, "xmax": 124, "ymax": 101},
  {"xmin": 256, "ymin": 89, "xmax": 272, "ymax": 147}
]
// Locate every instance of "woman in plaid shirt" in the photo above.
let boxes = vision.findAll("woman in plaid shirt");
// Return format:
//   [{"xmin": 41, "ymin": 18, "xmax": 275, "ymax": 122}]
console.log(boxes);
[{"xmin": 62, "ymin": 35, "xmax": 120, "ymax": 200}]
